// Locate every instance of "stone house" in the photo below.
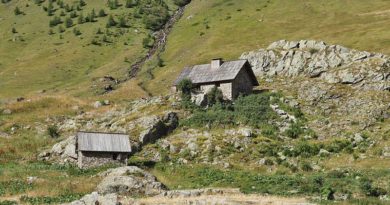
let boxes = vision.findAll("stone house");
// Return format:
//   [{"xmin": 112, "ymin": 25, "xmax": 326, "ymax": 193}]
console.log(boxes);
[
  {"xmin": 77, "ymin": 131, "xmax": 132, "ymax": 168},
  {"xmin": 173, "ymin": 58, "xmax": 259, "ymax": 101}
]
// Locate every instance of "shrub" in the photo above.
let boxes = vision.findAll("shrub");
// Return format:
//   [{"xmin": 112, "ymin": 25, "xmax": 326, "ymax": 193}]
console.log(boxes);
[
  {"xmin": 73, "ymin": 28, "xmax": 81, "ymax": 36},
  {"xmin": 14, "ymin": 6, "xmax": 23, "ymax": 15},
  {"xmin": 173, "ymin": 0, "xmax": 191, "ymax": 6},
  {"xmin": 98, "ymin": 9, "xmax": 106, "ymax": 17},
  {"xmin": 234, "ymin": 94, "xmax": 276, "ymax": 127},
  {"xmin": 49, "ymin": 16, "xmax": 62, "ymax": 27},
  {"xmin": 360, "ymin": 178, "xmax": 387, "ymax": 197},
  {"xmin": 321, "ymin": 186, "xmax": 335, "ymax": 200},
  {"xmin": 58, "ymin": 26, "xmax": 65, "ymax": 33},
  {"xmin": 11, "ymin": 27, "xmax": 17, "ymax": 33},
  {"xmin": 142, "ymin": 34, "xmax": 154, "ymax": 48},
  {"xmin": 65, "ymin": 17, "xmax": 73, "ymax": 28},
  {"xmin": 126, "ymin": 0, "xmax": 138, "ymax": 8},
  {"xmin": 106, "ymin": 15, "xmax": 117, "ymax": 28},
  {"xmin": 300, "ymin": 161, "xmax": 312, "ymax": 172},
  {"xmin": 141, "ymin": 0, "xmax": 170, "ymax": 31},
  {"xmin": 0, "ymin": 201, "xmax": 17, "ymax": 205},
  {"xmin": 47, "ymin": 125, "xmax": 59, "ymax": 138},
  {"xmin": 177, "ymin": 78, "xmax": 193, "ymax": 97},
  {"xmin": 205, "ymin": 87, "xmax": 223, "ymax": 107},
  {"xmin": 284, "ymin": 123, "xmax": 304, "ymax": 138}
]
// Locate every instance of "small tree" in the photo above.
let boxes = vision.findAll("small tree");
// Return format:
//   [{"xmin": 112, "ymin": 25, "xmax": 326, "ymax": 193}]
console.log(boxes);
[
  {"xmin": 90, "ymin": 9, "xmax": 96, "ymax": 22},
  {"xmin": 11, "ymin": 27, "xmax": 17, "ymax": 33},
  {"xmin": 47, "ymin": 1, "xmax": 54, "ymax": 16},
  {"xmin": 173, "ymin": 0, "xmax": 191, "ymax": 6},
  {"xmin": 14, "ymin": 6, "xmax": 23, "ymax": 15},
  {"xmin": 98, "ymin": 9, "xmax": 106, "ymax": 17},
  {"xmin": 70, "ymin": 11, "xmax": 78, "ymax": 18},
  {"xmin": 106, "ymin": 15, "xmax": 116, "ymax": 27},
  {"xmin": 142, "ymin": 34, "xmax": 154, "ymax": 48},
  {"xmin": 126, "ymin": 0, "xmax": 138, "ymax": 8},
  {"xmin": 79, "ymin": 0, "xmax": 86, "ymax": 7},
  {"xmin": 65, "ymin": 17, "xmax": 73, "ymax": 28},
  {"xmin": 118, "ymin": 16, "xmax": 127, "ymax": 27},
  {"xmin": 78, "ymin": 13, "xmax": 84, "ymax": 24},
  {"xmin": 73, "ymin": 27, "xmax": 81, "ymax": 36}
]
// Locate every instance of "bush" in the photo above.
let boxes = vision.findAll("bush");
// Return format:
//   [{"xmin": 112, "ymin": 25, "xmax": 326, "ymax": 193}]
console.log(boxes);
[
  {"xmin": 173, "ymin": 0, "xmax": 191, "ymax": 6},
  {"xmin": 126, "ymin": 0, "xmax": 138, "ymax": 8},
  {"xmin": 106, "ymin": 15, "xmax": 117, "ymax": 28},
  {"xmin": 284, "ymin": 123, "xmax": 304, "ymax": 138},
  {"xmin": 142, "ymin": 34, "xmax": 154, "ymax": 48},
  {"xmin": 177, "ymin": 78, "xmax": 193, "ymax": 97},
  {"xmin": 47, "ymin": 125, "xmax": 59, "ymax": 138},
  {"xmin": 98, "ymin": 9, "xmax": 106, "ymax": 17},
  {"xmin": 0, "ymin": 201, "xmax": 17, "ymax": 205},
  {"xmin": 49, "ymin": 16, "xmax": 62, "ymax": 27},
  {"xmin": 141, "ymin": 0, "xmax": 170, "ymax": 31},
  {"xmin": 234, "ymin": 94, "xmax": 277, "ymax": 127},
  {"xmin": 205, "ymin": 87, "xmax": 223, "ymax": 107},
  {"xmin": 65, "ymin": 17, "xmax": 73, "ymax": 28},
  {"xmin": 14, "ymin": 6, "xmax": 23, "ymax": 15},
  {"xmin": 300, "ymin": 161, "xmax": 312, "ymax": 172},
  {"xmin": 360, "ymin": 178, "xmax": 387, "ymax": 197}
]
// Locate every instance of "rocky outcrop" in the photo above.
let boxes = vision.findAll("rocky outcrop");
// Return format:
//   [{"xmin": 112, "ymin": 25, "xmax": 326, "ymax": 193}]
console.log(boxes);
[
  {"xmin": 138, "ymin": 112, "xmax": 178, "ymax": 145},
  {"xmin": 240, "ymin": 40, "xmax": 390, "ymax": 91},
  {"xmin": 97, "ymin": 166, "xmax": 166, "ymax": 196},
  {"xmin": 38, "ymin": 136, "xmax": 77, "ymax": 164}
]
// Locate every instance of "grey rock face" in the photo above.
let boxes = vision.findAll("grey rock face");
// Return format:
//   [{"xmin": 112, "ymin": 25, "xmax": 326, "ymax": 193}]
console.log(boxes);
[
  {"xmin": 38, "ymin": 136, "xmax": 77, "ymax": 164},
  {"xmin": 97, "ymin": 166, "xmax": 166, "ymax": 196},
  {"xmin": 139, "ymin": 112, "xmax": 178, "ymax": 145},
  {"xmin": 241, "ymin": 40, "xmax": 390, "ymax": 91}
]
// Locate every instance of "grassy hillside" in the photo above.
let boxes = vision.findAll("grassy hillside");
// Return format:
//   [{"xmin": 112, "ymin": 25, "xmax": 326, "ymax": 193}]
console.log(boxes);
[
  {"xmin": 140, "ymin": 0, "xmax": 390, "ymax": 95},
  {"xmin": 0, "ymin": 0, "xmax": 178, "ymax": 99}
]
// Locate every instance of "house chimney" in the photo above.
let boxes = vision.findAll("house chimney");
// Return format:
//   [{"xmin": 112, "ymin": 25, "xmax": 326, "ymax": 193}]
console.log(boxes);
[{"xmin": 211, "ymin": 58, "xmax": 223, "ymax": 69}]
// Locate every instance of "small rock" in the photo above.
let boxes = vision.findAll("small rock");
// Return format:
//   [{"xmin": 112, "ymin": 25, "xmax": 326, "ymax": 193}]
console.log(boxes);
[
  {"xmin": 2, "ymin": 109, "xmax": 12, "ymax": 115},
  {"xmin": 354, "ymin": 133, "xmax": 364, "ymax": 143},
  {"xmin": 93, "ymin": 101, "xmax": 102, "ymax": 108}
]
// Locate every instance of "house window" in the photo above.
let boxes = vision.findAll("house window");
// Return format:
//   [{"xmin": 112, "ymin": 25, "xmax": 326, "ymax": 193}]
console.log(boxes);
[{"xmin": 112, "ymin": 153, "xmax": 118, "ymax": 160}]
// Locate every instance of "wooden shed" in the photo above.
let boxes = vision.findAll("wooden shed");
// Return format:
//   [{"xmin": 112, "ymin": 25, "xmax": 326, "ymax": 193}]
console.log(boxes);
[
  {"xmin": 77, "ymin": 131, "xmax": 131, "ymax": 168},
  {"xmin": 173, "ymin": 58, "xmax": 259, "ymax": 100}
]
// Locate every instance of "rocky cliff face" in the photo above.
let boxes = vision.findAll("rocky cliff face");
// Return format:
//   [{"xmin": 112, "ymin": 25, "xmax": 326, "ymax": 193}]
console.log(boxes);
[
  {"xmin": 241, "ymin": 40, "xmax": 389, "ymax": 91},
  {"xmin": 241, "ymin": 40, "xmax": 390, "ymax": 137}
]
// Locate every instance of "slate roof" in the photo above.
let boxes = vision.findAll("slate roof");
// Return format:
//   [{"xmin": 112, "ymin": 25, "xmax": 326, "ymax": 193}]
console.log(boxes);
[
  {"xmin": 174, "ymin": 59, "xmax": 259, "ymax": 86},
  {"xmin": 77, "ymin": 132, "xmax": 131, "ymax": 153}
]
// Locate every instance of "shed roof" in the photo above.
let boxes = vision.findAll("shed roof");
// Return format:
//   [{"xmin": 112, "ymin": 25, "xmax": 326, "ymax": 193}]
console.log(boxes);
[
  {"xmin": 174, "ymin": 59, "xmax": 259, "ymax": 86},
  {"xmin": 77, "ymin": 132, "xmax": 131, "ymax": 153}
]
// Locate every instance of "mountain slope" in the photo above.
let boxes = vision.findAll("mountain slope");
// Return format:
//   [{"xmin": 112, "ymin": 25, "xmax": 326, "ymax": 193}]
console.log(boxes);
[
  {"xmin": 140, "ymin": 0, "xmax": 390, "ymax": 95},
  {"xmin": 0, "ymin": 0, "xmax": 179, "ymax": 98}
]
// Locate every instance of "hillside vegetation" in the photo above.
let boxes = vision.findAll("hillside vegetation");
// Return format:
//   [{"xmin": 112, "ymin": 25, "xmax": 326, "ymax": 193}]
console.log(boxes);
[
  {"xmin": 141, "ymin": 0, "xmax": 390, "ymax": 95},
  {"xmin": 0, "ymin": 0, "xmax": 179, "ymax": 99}
]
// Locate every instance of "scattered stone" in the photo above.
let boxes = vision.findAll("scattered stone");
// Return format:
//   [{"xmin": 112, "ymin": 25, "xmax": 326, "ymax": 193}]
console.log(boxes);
[
  {"xmin": 93, "ymin": 101, "xmax": 102, "ymax": 108},
  {"xmin": 26, "ymin": 176, "xmax": 37, "ymax": 185},
  {"xmin": 2, "ymin": 109, "xmax": 12, "ymax": 115}
]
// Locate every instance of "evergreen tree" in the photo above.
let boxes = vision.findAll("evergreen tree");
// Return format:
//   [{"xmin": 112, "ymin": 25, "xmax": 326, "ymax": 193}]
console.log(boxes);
[
  {"xmin": 73, "ymin": 27, "xmax": 81, "ymax": 36},
  {"xmin": 106, "ymin": 15, "xmax": 116, "ymax": 28},
  {"xmin": 96, "ymin": 28, "xmax": 103, "ymax": 34},
  {"xmin": 79, "ymin": 0, "xmax": 86, "ymax": 7},
  {"xmin": 65, "ymin": 17, "xmax": 73, "ymax": 28},
  {"xmin": 90, "ymin": 9, "xmax": 96, "ymax": 22},
  {"xmin": 47, "ymin": 1, "xmax": 54, "ymax": 16},
  {"xmin": 78, "ymin": 13, "xmax": 84, "ymax": 24},
  {"xmin": 14, "ymin": 6, "xmax": 23, "ymax": 15},
  {"xmin": 118, "ymin": 16, "xmax": 127, "ymax": 28},
  {"xmin": 98, "ymin": 9, "xmax": 106, "ymax": 17},
  {"xmin": 125, "ymin": 0, "xmax": 138, "ymax": 8},
  {"xmin": 70, "ymin": 11, "xmax": 78, "ymax": 18},
  {"xmin": 60, "ymin": 10, "xmax": 66, "ymax": 16}
]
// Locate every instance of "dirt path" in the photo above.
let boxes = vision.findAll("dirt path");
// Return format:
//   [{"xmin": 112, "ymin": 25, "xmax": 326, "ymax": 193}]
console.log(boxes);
[{"xmin": 121, "ymin": 189, "xmax": 316, "ymax": 205}]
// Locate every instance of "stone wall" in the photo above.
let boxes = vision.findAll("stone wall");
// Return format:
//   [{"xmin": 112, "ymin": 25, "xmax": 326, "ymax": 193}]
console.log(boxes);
[
  {"xmin": 78, "ymin": 151, "xmax": 128, "ymax": 168},
  {"xmin": 232, "ymin": 68, "xmax": 254, "ymax": 98},
  {"xmin": 220, "ymin": 82, "xmax": 233, "ymax": 100}
]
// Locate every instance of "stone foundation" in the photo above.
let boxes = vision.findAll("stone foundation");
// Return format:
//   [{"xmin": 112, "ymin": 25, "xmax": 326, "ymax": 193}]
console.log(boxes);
[{"xmin": 78, "ymin": 151, "xmax": 129, "ymax": 169}]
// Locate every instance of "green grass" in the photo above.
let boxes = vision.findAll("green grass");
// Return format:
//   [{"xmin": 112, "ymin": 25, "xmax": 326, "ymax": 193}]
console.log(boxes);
[
  {"xmin": 0, "ymin": 0, "xmax": 178, "ymax": 99},
  {"xmin": 141, "ymin": 0, "xmax": 390, "ymax": 95}
]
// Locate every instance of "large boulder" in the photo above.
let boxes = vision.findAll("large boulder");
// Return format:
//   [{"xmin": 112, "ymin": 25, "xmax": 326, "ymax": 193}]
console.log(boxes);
[
  {"xmin": 139, "ymin": 112, "xmax": 178, "ymax": 145},
  {"xmin": 97, "ymin": 166, "xmax": 166, "ymax": 196}
]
